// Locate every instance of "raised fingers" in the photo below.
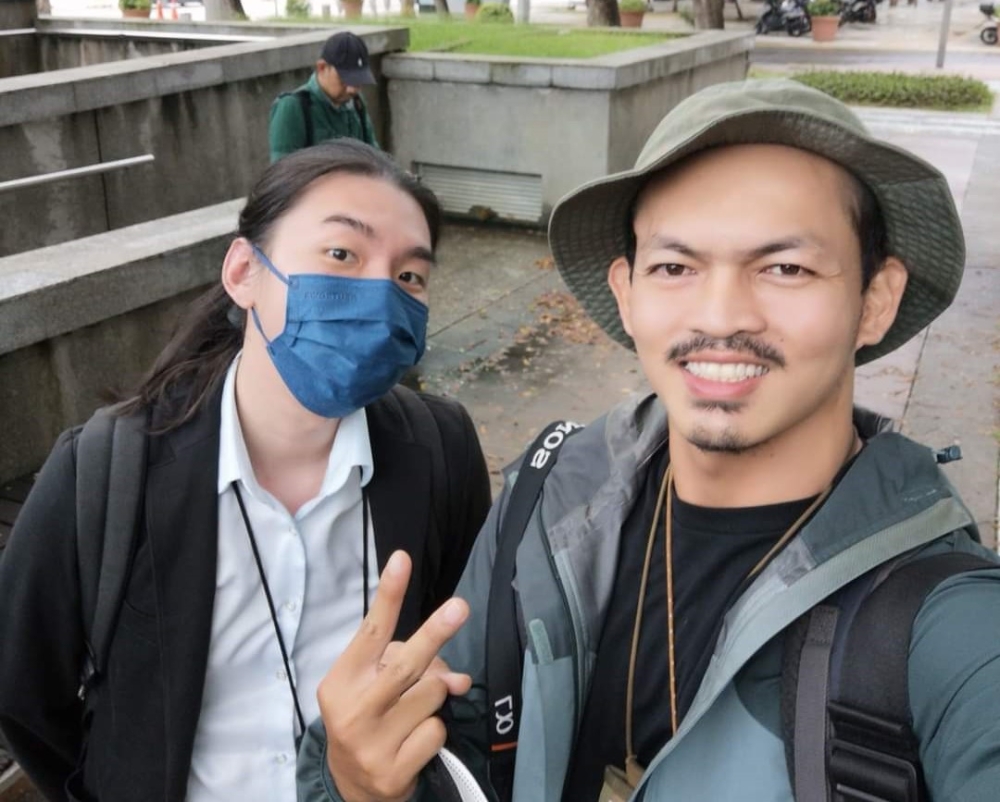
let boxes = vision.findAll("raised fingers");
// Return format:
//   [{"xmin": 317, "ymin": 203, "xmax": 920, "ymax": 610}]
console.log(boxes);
[
  {"xmin": 339, "ymin": 550, "xmax": 412, "ymax": 672},
  {"xmin": 366, "ymin": 597, "xmax": 470, "ymax": 711}
]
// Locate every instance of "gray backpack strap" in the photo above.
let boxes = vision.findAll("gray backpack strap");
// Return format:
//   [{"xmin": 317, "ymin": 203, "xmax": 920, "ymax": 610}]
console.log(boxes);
[
  {"xmin": 75, "ymin": 406, "xmax": 148, "ymax": 700},
  {"xmin": 792, "ymin": 605, "xmax": 840, "ymax": 802}
]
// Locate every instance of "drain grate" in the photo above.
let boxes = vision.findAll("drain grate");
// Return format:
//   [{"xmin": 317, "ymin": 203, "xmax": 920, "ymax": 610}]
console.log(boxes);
[{"xmin": 414, "ymin": 163, "xmax": 544, "ymax": 224}]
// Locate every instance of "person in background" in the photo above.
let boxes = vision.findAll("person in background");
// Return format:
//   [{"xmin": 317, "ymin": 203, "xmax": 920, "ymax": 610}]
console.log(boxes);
[{"xmin": 269, "ymin": 32, "xmax": 380, "ymax": 163}]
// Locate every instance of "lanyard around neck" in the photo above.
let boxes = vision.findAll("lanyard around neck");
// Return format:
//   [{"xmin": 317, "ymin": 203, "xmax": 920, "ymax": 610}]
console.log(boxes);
[{"xmin": 231, "ymin": 474, "xmax": 371, "ymax": 741}]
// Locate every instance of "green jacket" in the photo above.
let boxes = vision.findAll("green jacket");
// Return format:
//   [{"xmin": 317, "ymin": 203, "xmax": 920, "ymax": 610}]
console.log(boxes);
[
  {"xmin": 268, "ymin": 73, "xmax": 379, "ymax": 163},
  {"xmin": 298, "ymin": 394, "xmax": 1000, "ymax": 801}
]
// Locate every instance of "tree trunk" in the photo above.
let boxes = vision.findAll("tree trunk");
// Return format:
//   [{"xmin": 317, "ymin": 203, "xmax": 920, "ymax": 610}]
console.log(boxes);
[
  {"xmin": 203, "ymin": 0, "xmax": 245, "ymax": 19},
  {"xmin": 693, "ymin": 0, "xmax": 725, "ymax": 27},
  {"xmin": 434, "ymin": 0, "xmax": 450, "ymax": 15},
  {"xmin": 587, "ymin": 0, "xmax": 620, "ymax": 26},
  {"xmin": 37, "ymin": 0, "xmax": 52, "ymax": 15}
]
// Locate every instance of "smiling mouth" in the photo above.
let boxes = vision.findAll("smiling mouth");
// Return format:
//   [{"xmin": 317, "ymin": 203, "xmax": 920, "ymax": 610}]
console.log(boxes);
[{"xmin": 682, "ymin": 361, "xmax": 770, "ymax": 383}]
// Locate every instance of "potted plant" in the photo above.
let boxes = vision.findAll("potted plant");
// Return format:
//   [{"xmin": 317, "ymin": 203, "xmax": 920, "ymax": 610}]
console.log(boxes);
[
  {"xmin": 341, "ymin": 0, "xmax": 363, "ymax": 17},
  {"xmin": 119, "ymin": 0, "xmax": 152, "ymax": 18},
  {"xmin": 465, "ymin": 0, "xmax": 480, "ymax": 20},
  {"xmin": 807, "ymin": 0, "xmax": 841, "ymax": 41},
  {"xmin": 619, "ymin": 0, "xmax": 648, "ymax": 27}
]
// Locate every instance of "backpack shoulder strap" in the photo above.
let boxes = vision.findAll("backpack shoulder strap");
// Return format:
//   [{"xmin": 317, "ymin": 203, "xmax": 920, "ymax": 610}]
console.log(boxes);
[
  {"xmin": 784, "ymin": 551, "xmax": 994, "ymax": 802},
  {"xmin": 384, "ymin": 386, "xmax": 448, "ymax": 543},
  {"xmin": 294, "ymin": 89, "xmax": 313, "ymax": 148},
  {"xmin": 486, "ymin": 420, "xmax": 582, "ymax": 802},
  {"xmin": 352, "ymin": 94, "xmax": 375, "ymax": 146},
  {"xmin": 75, "ymin": 406, "xmax": 149, "ymax": 700}
]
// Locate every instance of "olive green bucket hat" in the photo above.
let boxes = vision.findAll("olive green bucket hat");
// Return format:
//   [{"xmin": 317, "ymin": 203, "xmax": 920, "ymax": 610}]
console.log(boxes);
[{"xmin": 547, "ymin": 78, "xmax": 966, "ymax": 365}]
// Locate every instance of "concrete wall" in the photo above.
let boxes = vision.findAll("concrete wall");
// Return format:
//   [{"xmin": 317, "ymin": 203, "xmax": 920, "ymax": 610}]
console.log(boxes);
[
  {"xmin": 0, "ymin": 30, "xmax": 37, "ymax": 78},
  {"xmin": 0, "ymin": 201, "xmax": 240, "ymax": 484},
  {"xmin": 0, "ymin": 25, "xmax": 405, "ymax": 258},
  {"xmin": 38, "ymin": 31, "xmax": 228, "ymax": 71},
  {"xmin": 383, "ymin": 31, "xmax": 753, "ymax": 224},
  {"xmin": 0, "ymin": 0, "xmax": 34, "ymax": 30}
]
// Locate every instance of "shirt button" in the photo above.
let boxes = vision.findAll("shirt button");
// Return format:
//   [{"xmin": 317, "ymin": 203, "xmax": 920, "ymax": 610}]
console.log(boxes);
[
  {"xmin": 284, "ymin": 600, "xmax": 298, "ymax": 613},
  {"xmin": 276, "ymin": 668, "xmax": 287, "ymax": 681},
  {"xmin": 276, "ymin": 753, "xmax": 288, "ymax": 765}
]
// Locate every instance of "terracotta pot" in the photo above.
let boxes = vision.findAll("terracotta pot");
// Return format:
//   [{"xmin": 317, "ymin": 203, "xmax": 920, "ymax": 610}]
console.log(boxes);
[
  {"xmin": 811, "ymin": 15, "xmax": 839, "ymax": 41},
  {"xmin": 465, "ymin": 1, "xmax": 479, "ymax": 19},
  {"xmin": 620, "ymin": 9, "xmax": 644, "ymax": 26},
  {"xmin": 121, "ymin": 6, "xmax": 151, "ymax": 16},
  {"xmin": 342, "ymin": 0, "xmax": 363, "ymax": 18}
]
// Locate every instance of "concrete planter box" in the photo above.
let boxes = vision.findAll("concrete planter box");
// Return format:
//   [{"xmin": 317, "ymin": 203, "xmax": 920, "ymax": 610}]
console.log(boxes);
[{"xmin": 383, "ymin": 30, "xmax": 753, "ymax": 226}]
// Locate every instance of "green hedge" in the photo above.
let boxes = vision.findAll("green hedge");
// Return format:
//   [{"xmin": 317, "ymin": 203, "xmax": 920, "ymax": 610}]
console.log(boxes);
[{"xmin": 793, "ymin": 71, "xmax": 993, "ymax": 111}]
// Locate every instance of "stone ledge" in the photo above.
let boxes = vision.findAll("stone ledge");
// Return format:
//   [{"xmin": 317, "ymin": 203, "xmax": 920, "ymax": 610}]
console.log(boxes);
[
  {"xmin": 0, "ymin": 199, "xmax": 243, "ymax": 357},
  {"xmin": 382, "ymin": 30, "xmax": 753, "ymax": 91}
]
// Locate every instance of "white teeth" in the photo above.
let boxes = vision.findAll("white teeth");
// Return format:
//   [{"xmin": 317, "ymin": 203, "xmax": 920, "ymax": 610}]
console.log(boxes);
[{"xmin": 684, "ymin": 362, "xmax": 768, "ymax": 382}]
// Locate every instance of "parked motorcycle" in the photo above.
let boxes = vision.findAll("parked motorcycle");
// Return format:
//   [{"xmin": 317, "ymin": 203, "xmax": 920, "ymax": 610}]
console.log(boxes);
[
  {"xmin": 980, "ymin": 3, "xmax": 998, "ymax": 45},
  {"xmin": 840, "ymin": 0, "xmax": 877, "ymax": 25},
  {"xmin": 755, "ymin": 0, "xmax": 812, "ymax": 37}
]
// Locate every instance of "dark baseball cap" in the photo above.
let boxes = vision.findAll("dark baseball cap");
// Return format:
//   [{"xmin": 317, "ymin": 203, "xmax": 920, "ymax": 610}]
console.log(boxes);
[{"xmin": 320, "ymin": 32, "xmax": 376, "ymax": 87}]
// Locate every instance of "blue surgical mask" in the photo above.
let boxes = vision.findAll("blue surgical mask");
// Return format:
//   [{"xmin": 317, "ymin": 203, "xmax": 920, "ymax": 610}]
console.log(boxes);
[{"xmin": 249, "ymin": 244, "xmax": 428, "ymax": 418}]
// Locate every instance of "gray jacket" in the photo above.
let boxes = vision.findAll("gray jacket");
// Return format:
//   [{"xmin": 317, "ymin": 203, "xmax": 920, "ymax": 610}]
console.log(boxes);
[{"xmin": 299, "ymin": 393, "xmax": 1000, "ymax": 801}]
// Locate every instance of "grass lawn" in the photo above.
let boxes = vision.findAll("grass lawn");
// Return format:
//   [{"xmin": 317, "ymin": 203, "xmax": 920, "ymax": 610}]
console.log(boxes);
[{"xmin": 279, "ymin": 16, "xmax": 679, "ymax": 57}]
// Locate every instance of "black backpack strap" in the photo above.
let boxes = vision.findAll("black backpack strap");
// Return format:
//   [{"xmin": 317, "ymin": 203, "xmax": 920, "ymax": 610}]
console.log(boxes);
[
  {"xmin": 784, "ymin": 551, "xmax": 994, "ymax": 802},
  {"xmin": 486, "ymin": 420, "xmax": 582, "ymax": 802},
  {"xmin": 352, "ymin": 94, "xmax": 375, "ymax": 146},
  {"xmin": 295, "ymin": 89, "xmax": 313, "ymax": 148},
  {"xmin": 384, "ymin": 386, "xmax": 448, "ymax": 545},
  {"xmin": 75, "ymin": 406, "xmax": 148, "ymax": 701}
]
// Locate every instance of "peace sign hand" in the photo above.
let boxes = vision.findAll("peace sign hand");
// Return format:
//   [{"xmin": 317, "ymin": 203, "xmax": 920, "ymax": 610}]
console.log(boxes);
[{"xmin": 317, "ymin": 550, "xmax": 471, "ymax": 802}]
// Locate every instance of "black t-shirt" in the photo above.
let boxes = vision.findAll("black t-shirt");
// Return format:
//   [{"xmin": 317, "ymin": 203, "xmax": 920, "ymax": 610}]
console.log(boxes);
[{"xmin": 561, "ymin": 447, "xmax": 816, "ymax": 801}]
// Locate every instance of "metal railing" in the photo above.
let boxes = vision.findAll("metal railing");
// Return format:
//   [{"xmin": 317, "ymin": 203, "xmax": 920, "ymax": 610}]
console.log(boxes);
[{"xmin": 0, "ymin": 154, "xmax": 155, "ymax": 193}]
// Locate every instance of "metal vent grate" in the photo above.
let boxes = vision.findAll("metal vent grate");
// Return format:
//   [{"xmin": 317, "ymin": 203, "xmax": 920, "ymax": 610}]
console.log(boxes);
[{"xmin": 414, "ymin": 163, "xmax": 543, "ymax": 224}]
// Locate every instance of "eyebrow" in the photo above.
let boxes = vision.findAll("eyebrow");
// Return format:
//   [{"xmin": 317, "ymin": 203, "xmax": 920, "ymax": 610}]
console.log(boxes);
[
  {"xmin": 643, "ymin": 234, "xmax": 820, "ymax": 263},
  {"xmin": 322, "ymin": 213, "xmax": 437, "ymax": 267},
  {"xmin": 322, "ymin": 214, "xmax": 376, "ymax": 237}
]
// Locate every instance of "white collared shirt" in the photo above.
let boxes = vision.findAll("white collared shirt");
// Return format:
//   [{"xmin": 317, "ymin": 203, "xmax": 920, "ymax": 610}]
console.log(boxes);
[{"xmin": 186, "ymin": 357, "xmax": 377, "ymax": 802}]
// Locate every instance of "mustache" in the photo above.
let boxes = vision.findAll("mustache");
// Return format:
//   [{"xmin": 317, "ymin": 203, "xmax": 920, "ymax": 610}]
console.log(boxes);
[{"xmin": 667, "ymin": 334, "xmax": 786, "ymax": 368}]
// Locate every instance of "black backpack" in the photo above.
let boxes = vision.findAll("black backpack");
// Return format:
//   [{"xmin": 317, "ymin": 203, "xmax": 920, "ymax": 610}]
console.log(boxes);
[
  {"xmin": 74, "ymin": 385, "xmax": 449, "ymax": 702},
  {"xmin": 484, "ymin": 432, "xmax": 991, "ymax": 802}
]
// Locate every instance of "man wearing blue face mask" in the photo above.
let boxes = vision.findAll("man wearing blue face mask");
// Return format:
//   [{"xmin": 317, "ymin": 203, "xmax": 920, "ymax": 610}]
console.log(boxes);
[{"xmin": 0, "ymin": 141, "xmax": 491, "ymax": 802}]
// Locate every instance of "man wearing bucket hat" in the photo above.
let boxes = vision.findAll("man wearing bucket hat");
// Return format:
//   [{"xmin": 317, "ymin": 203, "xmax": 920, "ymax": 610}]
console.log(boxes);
[
  {"xmin": 269, "ymin": 32, "xmax": 380, "ymax": 162},
  {"xmin": 296, "ymin": 79, "xmax": 1000, "ymax": 802}
]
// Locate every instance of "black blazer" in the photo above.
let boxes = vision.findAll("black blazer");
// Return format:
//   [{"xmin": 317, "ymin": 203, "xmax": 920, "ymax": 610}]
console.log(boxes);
[{"xmin": 0, "ymin": 384, "xmax": 491, "ymax": 802}]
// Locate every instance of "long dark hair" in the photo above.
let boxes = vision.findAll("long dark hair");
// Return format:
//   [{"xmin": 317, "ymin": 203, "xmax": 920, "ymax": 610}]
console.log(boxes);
[{"xmin": 117, "ymin": 140, "xmax": 442, "ymax": 431}]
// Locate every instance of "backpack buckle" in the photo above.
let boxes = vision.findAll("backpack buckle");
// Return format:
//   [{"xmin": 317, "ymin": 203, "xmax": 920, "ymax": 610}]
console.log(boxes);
[
  {"xmin": 828, "ymin": 702, "xmax": 926, "ymax": 802},
  {"xmin": 77, "ymin": 644, "xmax": 99, "ymax": 701}
]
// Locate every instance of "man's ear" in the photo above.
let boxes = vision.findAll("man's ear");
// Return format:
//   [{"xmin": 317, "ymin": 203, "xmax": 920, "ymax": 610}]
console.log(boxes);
[
  {"xmin": 608, "ymin": 256, "xmax": 634, "ymax": 338},
  {"xmin": 856, "ymin": 257, "xmax": 908, "ymax": 351},
  {"xmin": 221, "ymin": 238, "xmax": 258, "ymax": 311}
]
